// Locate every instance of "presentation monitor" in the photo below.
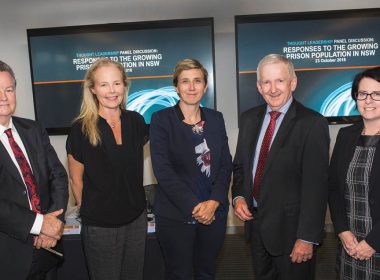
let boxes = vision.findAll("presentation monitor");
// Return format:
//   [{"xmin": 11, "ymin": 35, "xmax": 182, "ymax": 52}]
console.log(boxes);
[
  {"xmin": 235, "ymin": 8, "xmax": 380, "ymax": 124},
  {"xmin": 27, "ymin": 18, "xmax": 215, "ymax": 134}
]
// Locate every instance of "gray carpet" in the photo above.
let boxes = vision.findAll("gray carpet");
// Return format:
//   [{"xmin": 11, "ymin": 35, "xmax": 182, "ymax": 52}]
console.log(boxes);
[{"xmin": 215, "ymin": 232, "xmax": 339, "ymax": 279}]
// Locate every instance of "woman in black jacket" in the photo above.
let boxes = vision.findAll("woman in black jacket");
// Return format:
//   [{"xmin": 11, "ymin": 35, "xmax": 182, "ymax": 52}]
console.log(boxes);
[{"xmin": 329, "ymin": 67, "xmax": 380, "ymax": 279}]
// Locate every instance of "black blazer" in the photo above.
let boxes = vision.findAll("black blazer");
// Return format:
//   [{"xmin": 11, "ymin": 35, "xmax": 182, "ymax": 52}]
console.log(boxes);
[
  {"xmin": 232, "ymin": 100, "xmax": 330, "ymax": 255},
  {"xmin": 0, "ymin": 117, "xmax": 68, "ymax": 279},
  {"xmin": 150, "ymin": 105, "xmax": 232, "ymax": 222},
  {"xmin": 329, "ymin": 121, "xmax": 380, "ymax": 251}
]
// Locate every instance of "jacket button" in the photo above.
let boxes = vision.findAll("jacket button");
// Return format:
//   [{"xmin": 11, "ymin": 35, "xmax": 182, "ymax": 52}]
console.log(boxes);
[
  {"xmin": 23, "ymin": 190, "xmax": 27, "ymax": 195},
  {"xmin": 369, "ymin": 198, "xmax": 375, "ymax": 204}
]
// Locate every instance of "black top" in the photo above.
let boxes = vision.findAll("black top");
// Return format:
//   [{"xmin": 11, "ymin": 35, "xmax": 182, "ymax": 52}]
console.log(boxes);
[
  {"xmin": 66, "ymin": 110, "xmax": 148, "ymax": 227},
  {"xmin": 360, "ymin": 135, "xmax": 380, "ymax": 147}
]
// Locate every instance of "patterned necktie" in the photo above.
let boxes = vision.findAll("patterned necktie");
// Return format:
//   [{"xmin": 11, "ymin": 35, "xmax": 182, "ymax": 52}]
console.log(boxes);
[
  {"xmin": 5, "ymin": 129, "xmax": 41, "ymax": 213},
  {"xmin": 253, "ymin": 111, "xmax": 281, "ymax": 201}
]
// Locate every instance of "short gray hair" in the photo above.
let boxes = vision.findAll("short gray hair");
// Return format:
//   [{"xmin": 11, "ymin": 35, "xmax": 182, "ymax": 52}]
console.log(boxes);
[{"xmin": 257, "ymin": 54, "xmax": 296, "ymax": 81}]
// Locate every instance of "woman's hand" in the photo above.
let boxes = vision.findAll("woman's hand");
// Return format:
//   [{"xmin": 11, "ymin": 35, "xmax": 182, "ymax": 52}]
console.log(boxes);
[
  {"xmin": 192, "ymin": 200, "xmax": 219, "ymax": 225},
  {"xmin": 354, "ymin": 240, "xmax": 376, "ymax": 261},
  {"xmin": 338, "ymin": 231, "xmax": 358, "ymax": 257}
]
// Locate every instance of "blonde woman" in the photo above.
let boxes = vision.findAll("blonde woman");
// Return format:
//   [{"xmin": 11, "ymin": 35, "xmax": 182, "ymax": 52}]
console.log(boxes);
[{"xmin": 66, "ymin": 58, "xmax": 148, "ymax": 280}]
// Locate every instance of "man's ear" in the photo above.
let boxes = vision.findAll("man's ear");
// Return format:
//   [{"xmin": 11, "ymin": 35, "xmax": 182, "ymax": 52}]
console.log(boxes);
[
  {"xmin": 291, "ymin": 76, "xmax": 297, "ymax": 92},
  {"xmin": 256, "ymin": 81, "xmax": 263, "ymax": 95}
]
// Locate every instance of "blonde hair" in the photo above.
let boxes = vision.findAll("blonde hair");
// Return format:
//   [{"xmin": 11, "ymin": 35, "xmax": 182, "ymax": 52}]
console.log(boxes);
[
  {"xmin": 76, "ymin": 58, "xmax": 128, "ymax": 146},
  {"xmin": 257, "ymin": 54, "xmax": 296, "ymax": 81}
]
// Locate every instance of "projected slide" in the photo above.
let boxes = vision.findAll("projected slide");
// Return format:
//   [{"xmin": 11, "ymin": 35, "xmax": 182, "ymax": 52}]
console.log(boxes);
[
  {"xmin": 27, "ymin": 18, "xmax": 215, "ymax": 134},
  {"xmin": 236, "ymin": 9, "xmax": 380, "ymax": 123}
]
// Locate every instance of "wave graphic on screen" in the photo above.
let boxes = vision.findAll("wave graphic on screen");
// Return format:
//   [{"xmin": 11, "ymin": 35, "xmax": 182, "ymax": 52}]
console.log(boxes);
[
  {"xmin": 127, "ymin": 86, "xmax": 179, "ymax": 115},
  {"xmin": 320, "ymin": 82, "xmax": 357, "ymax": 117}
]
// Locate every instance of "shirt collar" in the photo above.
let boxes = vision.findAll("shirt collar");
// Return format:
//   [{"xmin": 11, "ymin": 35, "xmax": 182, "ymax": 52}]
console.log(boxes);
[
  {"xmin": 174, "ymin": 102, "xmax": 205, "ymax": 122},
  {"xmin": 0, "ymin": 117, "xmax": 14, "ymax": 135},
  {"xmin": 265, "ymin": 96, "xmax": 293, "ymax": 115}
]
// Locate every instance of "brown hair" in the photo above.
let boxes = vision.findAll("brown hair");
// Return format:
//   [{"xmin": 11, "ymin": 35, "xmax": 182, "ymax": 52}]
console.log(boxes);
[
  {"xmin": 0, "ymin": 60, "xmax": 16, "ymax": 87},
  {"xmin": 173, "ymin": 58, "xmax": 208, "ymax": 87}
]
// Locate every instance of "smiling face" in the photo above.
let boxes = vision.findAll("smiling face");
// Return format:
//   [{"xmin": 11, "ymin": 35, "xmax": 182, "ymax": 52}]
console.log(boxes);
[
  {"xmin": 257, "ymin": 62, "xmax": 297, "ymax": 111},
  {"xmin": 91, "ymin": 65, "xmax": 126, "ymax": 114},
  {"xmin": 356, "ymin": 77, "xmax": 380, "ymax": 123},
  {"xmin": 0, "ymin": 71, "xmax": 16, "ymax": 126},
  {"xmin": 176, "ymin": 68, "xmax": 208, "ymax": 107}
]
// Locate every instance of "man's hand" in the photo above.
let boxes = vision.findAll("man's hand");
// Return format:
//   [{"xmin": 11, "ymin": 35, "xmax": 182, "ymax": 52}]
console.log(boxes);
[
  {"xmin": 338, "ymin": 231, "xmax": 358, "ymax": 257},
  {"xmin": 290, "ymin": 239, "xmax": 313, "ymax": 263},
  {"xmin": 233, "ymin": 197, "xmax": 253, "ymax": 221},
  {"xmin": 34, "ymin": 233, "xmax": 58, "ymax": 249},
  {"xmin": 192, "ymin": 200, "xmax": 219, "ymax": 225},
  {"xmin": 41, "ymin": 209, "xmax": 64, "ymax": 240}
]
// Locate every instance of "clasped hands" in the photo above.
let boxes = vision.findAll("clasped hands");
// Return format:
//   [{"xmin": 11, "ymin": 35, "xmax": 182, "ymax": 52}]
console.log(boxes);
[
  {"xmin": 338, "ymin": 231, "xmax": 376, "ymax": 261},
  {"xmin": 192, "ymin": 200, "xmax": 219, "ymax": 225},
  {"xmin": 34, "ymin": 209, "xmax": 64, "ymax": 250}
]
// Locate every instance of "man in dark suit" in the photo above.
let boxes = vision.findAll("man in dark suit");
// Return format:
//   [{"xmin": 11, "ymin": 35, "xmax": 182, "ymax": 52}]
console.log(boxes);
[
  {"xmin": 232, "ymin": 54, "xmax": 329, "ymax": 280},
  {"xmin": 0, "ymin": 60, "xmax": 68, "ymax": 279}
]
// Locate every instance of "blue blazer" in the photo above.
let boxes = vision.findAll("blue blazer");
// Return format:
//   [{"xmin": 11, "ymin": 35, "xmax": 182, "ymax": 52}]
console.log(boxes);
[{"xmin": 150, "ymin": 105, "xmax": 232, "ymax": 222}]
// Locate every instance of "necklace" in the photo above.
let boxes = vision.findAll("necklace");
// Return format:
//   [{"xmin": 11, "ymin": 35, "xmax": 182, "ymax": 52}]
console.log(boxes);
[
  {"xmin": 192, "ymin": 120, "xmax": 205, "ymax": 135},
  {"xmin": 108, "ymin": 118, "xmax": 121, "ymax": 129},
  {"xmin": 362, "ymin": 128, "xmax": 380, "ymax": 135}
]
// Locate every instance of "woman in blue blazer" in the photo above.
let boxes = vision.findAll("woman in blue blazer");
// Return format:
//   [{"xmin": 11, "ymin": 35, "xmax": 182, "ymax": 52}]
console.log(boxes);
[{"xmin": 150, "ymin": 59, "xmax": 232, "ymax": 280}]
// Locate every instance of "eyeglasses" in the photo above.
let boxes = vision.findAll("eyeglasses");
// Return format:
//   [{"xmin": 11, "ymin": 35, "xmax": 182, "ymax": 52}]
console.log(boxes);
[{"xmin": 356, "ymin": 91, "xmax": 380, "ymax": 101}]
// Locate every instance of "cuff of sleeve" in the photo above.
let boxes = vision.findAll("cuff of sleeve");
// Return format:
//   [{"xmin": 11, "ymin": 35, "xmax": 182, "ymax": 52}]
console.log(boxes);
[
  {"xmin": 232, "ymin": 196, "xmax": 245, "ymax": 206},
  {"xmin": 300, "ymin": 239, "xmax": 319, "ymax": 246},
  {"xmin": 30, "ymin": 213, "xmax": 43, "ymax": 235}
]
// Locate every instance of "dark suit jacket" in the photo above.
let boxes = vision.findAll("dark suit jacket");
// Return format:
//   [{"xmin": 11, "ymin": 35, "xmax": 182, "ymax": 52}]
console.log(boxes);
[
  {"xmin": 329, "ymin": 121, "xmax": 380, "ymax": 251},
  {"xmin": 0, "ymin": 117, "xmax": 68, "ymax": 279},
  {"xmin": 150, "ymin": 105, "xmax": 232, "ymax": 222},
  {"xmin": 232, "ymin": 99, "xmax": 330, "ymax": 256}
]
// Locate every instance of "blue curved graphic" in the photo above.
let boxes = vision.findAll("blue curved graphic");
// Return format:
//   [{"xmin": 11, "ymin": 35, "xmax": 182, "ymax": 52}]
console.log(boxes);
[
  {"xmin": 128, "ymin": 86, "xmax": 178, "ymax": 112},
  {"xmin": 127, "ymin": 86, "xmax": 179, "ymax": 123},
  {"xmin": 320, "ymin": 82, "xmax": 358, "ymax": 117}
]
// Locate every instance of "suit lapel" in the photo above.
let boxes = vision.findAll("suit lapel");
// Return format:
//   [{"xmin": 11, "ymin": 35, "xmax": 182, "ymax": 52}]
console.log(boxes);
[
  {"xmin": 0, "ymin": 140, "xmax": 25, "ymax": 185},
  {"xmin": 370, "ymin": 133, "xmax": 380, "ymax": 192},
  {"xmin": 341, "ymin": 125, "xmax": 362, "ymax": 181},
  {"xmin": 247, "ymin": 107, "xmax": 266, "ymax": 160},
  {"xmin": 247, "ymin": 107, "xmax": 266, "ymax": 177}
]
